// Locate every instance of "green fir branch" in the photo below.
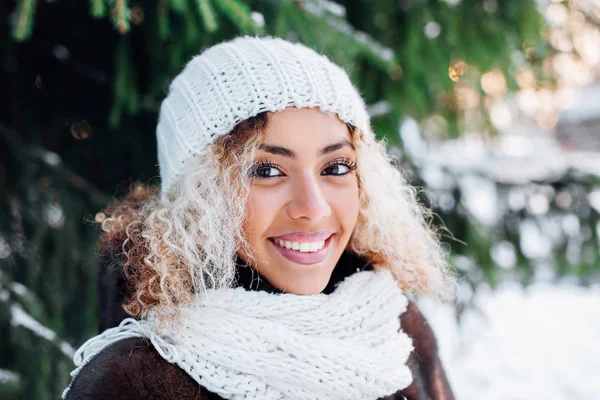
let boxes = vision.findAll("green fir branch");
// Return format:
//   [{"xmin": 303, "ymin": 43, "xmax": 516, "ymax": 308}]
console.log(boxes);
[
  {"xmin": 273, "ymin": 3, "xmax": 290, "ymax": 38},
  {"xmin": 0, "ymin": 123, "xmax": 111, "ymax": 206},
  {"xmin": 195, "ymin": 0, "xmax": 219, "ymax": 32},
  {"xmin": 297, "ymin": 1, "xmax": 399, "ymax": 73},
  {"xmin": 158, "ymin": 0, "xmax": 171, "ymax": 40},
  {"xmin": 12, "ymin": 0, "xmax": 37, "ymax": 42},
  {"xmin": 110, "ymin": 40, "xmax": 139, "ymax": 128},
  {"xmin": 213, "ymin": 0, "xmax": 259, "ymax": 34},
  {"xmin": 171, "ymin": 0, "xmax": 188, "ymax": 14},
  {"xmin": 89, "ymin": 0, "xmax": 106, "ymax": 18},
  {"xmin": 109, "ymin": 0, "xmax": 131, "ymax": 34}
]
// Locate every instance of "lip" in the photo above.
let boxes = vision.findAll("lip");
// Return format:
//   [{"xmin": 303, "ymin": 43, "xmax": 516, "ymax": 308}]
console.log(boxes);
[
  {"xmin": 269, "ymin": 234, "xmax": 334, "ymax": 265},
  {"xmin": 270, "ymin": 231, "xmax": 333, "ymax": 242}
]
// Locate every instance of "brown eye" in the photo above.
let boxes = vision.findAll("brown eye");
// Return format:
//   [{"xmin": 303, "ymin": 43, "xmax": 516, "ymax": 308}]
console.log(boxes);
[
  {"xmin": 256, "ymin": 166, "xmax": 282, "ymax": 178},
  {"xmin": 322, "ymin": 164, "xmax": 350, "ymax": 175},
  {"xmin": 250, "ymin": 162, "xmax": 284, "ymax": 179},
  {"xmin": 321, "ymin": 158, "xmax": 357, "ymax": 176}
]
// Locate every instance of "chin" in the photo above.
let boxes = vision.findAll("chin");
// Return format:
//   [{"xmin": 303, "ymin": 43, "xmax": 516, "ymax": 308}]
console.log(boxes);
[
  {"xmin": 286, "ymin": 282, "xmax": 328, "ymax": 295},
  {"xmin": 282, "ymin": 283, "xmax": 328, "ymax": 295},
  {"xmin": 269, "ymin": 267, "xmax": 333, "ymax": 295}
]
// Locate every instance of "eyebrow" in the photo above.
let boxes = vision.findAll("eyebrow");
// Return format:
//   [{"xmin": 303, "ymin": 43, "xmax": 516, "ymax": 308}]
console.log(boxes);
[{"xmin": 258, "ymin": 140, "xmax": 355, "ymax": 158}]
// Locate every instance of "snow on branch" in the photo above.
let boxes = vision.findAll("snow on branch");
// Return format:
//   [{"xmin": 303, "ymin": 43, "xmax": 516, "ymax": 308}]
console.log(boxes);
[
  {"xmin": 8, "ymin": 303, "xmax": 75, "ymax": 358},
  {"xmin": 0, "ymin": 368, "xmax": 20, "ymax": 385}
]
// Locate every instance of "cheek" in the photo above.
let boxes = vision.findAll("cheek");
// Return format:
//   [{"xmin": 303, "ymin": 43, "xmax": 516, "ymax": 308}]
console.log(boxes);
[
  {"xmin": 243, "ymin": 187, "xmax": 285, "ymax": 239},
  {"xmin": 327, "ymin": 181, "xmax": 360, "ymax": 232}
]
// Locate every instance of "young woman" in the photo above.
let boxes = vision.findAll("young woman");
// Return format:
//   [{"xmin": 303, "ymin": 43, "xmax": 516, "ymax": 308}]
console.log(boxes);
[{"xmin": 63, "ymin": 36, "xmax": 456, "ymax": 400}]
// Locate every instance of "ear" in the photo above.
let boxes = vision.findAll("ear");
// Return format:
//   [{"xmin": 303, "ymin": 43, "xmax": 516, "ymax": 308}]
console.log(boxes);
[{"xmin": 399, "ymin": 300, "xmax": 455, "ymax": 400}]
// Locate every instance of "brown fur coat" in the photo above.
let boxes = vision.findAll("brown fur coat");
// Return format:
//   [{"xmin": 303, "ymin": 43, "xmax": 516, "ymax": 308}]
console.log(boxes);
[{"xmin": 65, "ymin": 252, "xmax": 454, "ymax": 400}]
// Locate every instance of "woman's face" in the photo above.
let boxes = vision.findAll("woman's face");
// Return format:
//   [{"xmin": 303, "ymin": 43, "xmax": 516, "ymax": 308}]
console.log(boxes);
[{"xmin": 239, "ymin": 107, "xmax": 360, "ymax": 294}]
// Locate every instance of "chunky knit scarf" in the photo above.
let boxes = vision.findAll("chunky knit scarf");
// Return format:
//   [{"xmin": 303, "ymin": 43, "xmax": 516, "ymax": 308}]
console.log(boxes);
[{"xmin": 63, "ymin": 269, "xmax": 413, "ymax": 400}]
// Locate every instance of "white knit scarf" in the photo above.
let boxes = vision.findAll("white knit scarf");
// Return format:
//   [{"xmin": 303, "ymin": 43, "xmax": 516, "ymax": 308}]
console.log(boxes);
[{"xmin": 63, "ymin": 269, "xmax": 414, "ymax": 400}]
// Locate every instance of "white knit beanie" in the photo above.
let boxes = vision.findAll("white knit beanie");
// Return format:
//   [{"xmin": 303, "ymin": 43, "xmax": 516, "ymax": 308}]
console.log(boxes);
[{"xmin": 156, "ymin": 35, "xmax": 373, "ymax": 195}]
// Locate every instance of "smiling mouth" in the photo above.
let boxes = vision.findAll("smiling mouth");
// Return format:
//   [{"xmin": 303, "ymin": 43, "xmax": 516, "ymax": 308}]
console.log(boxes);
[
  {"xmin": 268, "ymin": 235, "xmax": 334, "ymax": 265},
  {"xmin": 271, "ymin": 238, "xmax": 326, "ymax": 253}
]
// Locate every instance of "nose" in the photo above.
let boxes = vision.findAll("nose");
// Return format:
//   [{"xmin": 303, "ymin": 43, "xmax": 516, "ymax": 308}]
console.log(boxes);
[{"xmin": 286, "ymin": 175, "xmax": 331, "ymax": 221}]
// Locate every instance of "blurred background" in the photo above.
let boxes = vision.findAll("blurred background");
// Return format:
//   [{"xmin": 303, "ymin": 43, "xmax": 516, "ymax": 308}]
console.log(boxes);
[{"xmin": 1, "ymin": 0, "xmax": 599, "ymax": 399}]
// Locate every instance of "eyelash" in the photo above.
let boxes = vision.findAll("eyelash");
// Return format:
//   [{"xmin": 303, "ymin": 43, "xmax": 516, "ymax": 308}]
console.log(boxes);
[
  {"xmin": 322, "ymin": 157, "xmax": 357, "ymax": 176},
  {"xmin": 249, "ymin": 157, "xmax": 357, "ymax": 179},
  {"xmin": 249, "ymin": 160, "xmax": 281, "ymax": 179}
]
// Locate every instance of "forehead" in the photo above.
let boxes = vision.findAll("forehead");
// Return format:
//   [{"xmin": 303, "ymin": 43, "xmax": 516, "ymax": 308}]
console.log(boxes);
[{"xmin": 262, "ymin": 107, "xmax": 352, "ymax": 147}]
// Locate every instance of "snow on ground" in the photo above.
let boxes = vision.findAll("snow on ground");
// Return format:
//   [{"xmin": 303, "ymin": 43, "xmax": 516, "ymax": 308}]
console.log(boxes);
[{"xmin": 419, "ymin": 282, "xmax": 600, "ymax": 400}]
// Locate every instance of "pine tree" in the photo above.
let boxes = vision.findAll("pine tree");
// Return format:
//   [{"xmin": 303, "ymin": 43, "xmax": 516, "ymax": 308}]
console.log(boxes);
[{"xmin": 1, "ymin": 1, "xmax": 598, "ymax": 398}]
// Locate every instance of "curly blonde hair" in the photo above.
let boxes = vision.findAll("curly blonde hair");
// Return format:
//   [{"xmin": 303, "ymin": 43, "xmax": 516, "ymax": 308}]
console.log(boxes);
[{"xmin": 98, "ymin": 111, "xmax": 455, "ymax": 322}]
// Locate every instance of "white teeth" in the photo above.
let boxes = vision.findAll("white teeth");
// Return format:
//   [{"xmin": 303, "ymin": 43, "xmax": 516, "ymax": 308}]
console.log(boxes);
[
  {"xmin": 299, "ymin": 242, "xmax": 310, "ymax": 252},
  {"xmin": 274, "ymin": 239, "xmax": 326, "ymax": 253}
]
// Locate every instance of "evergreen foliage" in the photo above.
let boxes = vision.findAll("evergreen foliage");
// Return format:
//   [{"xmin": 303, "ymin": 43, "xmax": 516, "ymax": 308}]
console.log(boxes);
[{"xmin": 1, "ymin": 1, "xmax": 598, "ymax": 398}]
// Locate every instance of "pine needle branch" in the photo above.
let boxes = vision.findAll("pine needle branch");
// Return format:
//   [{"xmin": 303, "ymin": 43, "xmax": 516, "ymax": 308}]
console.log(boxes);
[
  {"xmin": 195, "ymin": 0, "xmax": 219, "ymax": 32},
  {"xmin": 298, "ymin": 0, "xmax": 399, "ymax": 73},
  {"xmin": 170, "ymin": 0, "xmax": 188, "ymax": 14},
  {"xmin": 213, "ymin": 0, "xmax": 259, "ymax": 34},
  {"xmin": 158, "ymin": 0, "xmax": 170, "ymax": 40},
  {"xmin": 110, "ymin": 0, "xmax": 131, "ymax": 34},
  {"xmin": 89, "ymin": 0, "xmax": 106, "ymax": 18},
  {"xmin": 0, "ymin": 123, "xmax": 111, "ymax": 207},
  {"xmin": 12, "ymin": 0, "xmax": 37, "ymax": 42}
]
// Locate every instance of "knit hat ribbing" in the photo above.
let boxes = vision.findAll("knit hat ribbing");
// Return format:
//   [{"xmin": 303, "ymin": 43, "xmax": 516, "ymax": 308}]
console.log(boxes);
[{"xmin": 156, "ymin": 35, "xmax": 373, "ymax": 195}]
